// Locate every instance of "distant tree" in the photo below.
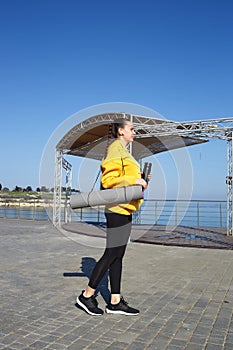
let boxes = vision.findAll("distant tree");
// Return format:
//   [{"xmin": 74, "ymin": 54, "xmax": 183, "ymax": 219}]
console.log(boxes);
[
  {"xmin": 14, "ymin": 186, "xmax": 23, "ymax": 192},
  {"xmin": 71, "ymin": 188, "xmax": 79, "ymax": 193},
  {"xmin": 36, "ymin": 187, "xmax": 41, "ymax": 192},
  {"xmin": 25, "ymin": 186, "xmax": 32, "ymax": 192},
  {"xmin": 2, "ymin": 187, "xmax": 9, "ymax": 192},
  {"xmin": 40, "ymin": 186, "xmax": 49, "ymax": 192},
  {"xmin": 0, "ymin": 183, "xmax": 2, "ymax": 191}
]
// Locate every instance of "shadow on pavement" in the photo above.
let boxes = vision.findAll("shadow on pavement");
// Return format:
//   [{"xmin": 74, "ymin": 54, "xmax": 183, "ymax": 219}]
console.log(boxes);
[{"xmin": 63, "ymin": 256, "xmax": 111, "ymax": 303}]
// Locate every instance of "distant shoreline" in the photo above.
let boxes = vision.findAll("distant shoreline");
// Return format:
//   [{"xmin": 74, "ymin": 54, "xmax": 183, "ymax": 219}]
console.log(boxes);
[{"xmin": 0, "ymin": 193, "xmax": 66, "ymax": 208}]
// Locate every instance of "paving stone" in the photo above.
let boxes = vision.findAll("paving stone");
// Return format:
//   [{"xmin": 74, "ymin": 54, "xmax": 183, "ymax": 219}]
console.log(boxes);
[
  {"xmin": 0, "ymin": 333, "xmax": 22, "ymax": 345},
  {"xmin": 146, "ymin": 343, "xmax": 169, "ymax": 350},
  {"xmin": 106, "ymin": 341, "xmax": 129, "ymax": 349},
  {"xmin": 29, "ymin": 340, "xmax": 49, "ymax": 349},
  {"xmin": 85, "ymin": 341, "xmax": 110, "ymax": 350},
  {"xmin": 135, "ymin": 329, "xmax": 158, "ymax": 343},
  {"xmin": 65, "ymin": 339, "xmax": 90, "ymax": 349},
  {"xmin": 114, "ymin": 330, "xmax": 136, "ymax": 342},
  {"xmin": 55, "ymin": 324, "xmax": 79, "ymax": 334},
  {"xmin": 207, "ymin": 336, "xmax": 224, "ymax": 345},
  {"xmin": 205, "ymin": 343, "xmax": 223, "ymax": 350},
  {"xmin": 40, "ymin": 334, "xmax": 61, "ymax": 343},
  {"xmin": 5, "ymin": 343, "xmax": 27, "ymax": 350},
  {"xmin": 226, "ymin": 332, "xmax": 233, "ymax": 342},
  {"xmin": 17, "ymin": 335, "xmax": 40, "ymax": 346},
  {"xmin": 55, "ymin": 332, "xmax": 81, "ymax": 344},
  {"xmin": 45, "ymin": 343, "xmax": 69, "ymax": 350},
  {"xmin": 185, "ymin": 343, "xmax": 204, "ymax": 350},
  {"xmin": 193, "ymin": 325, "xmax": 212, "ymax": 336},
  {"xmin": 189, "ymin": 334, "xmax": 207, "ymax": 345},
  {"xmin": 168, "ymin": 338, "xmax": 187, "ymax": 347},
  {"xmin": 127, "ymin": 341, "xmax": 148, "ymax": 350},
  {"xmin": 148, "ymin": 334, "xmax": 170, "ymax": 349}
]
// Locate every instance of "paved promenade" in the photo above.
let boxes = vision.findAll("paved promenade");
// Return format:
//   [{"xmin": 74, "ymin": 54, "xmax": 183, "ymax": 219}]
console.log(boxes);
[{"xmin": 1, "ymin": 219, "xmax": 233, "ymax": 350}]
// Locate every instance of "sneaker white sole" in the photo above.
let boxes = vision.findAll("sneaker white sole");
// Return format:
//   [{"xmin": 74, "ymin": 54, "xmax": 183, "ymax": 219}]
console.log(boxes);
[
  {"xmin": 76, "ymin": 297, "xmax": 103, "ymax": 316},
  {"xmin": 105, "ymin": 308, "xmax": 139, "ymax": 316}
]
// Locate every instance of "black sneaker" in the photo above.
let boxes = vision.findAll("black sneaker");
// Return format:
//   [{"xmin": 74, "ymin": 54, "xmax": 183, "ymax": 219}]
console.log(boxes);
[
  {"xmin": 105, "ymin": 297, "xmax": 139, "ymax": 315},
  {"xmin": 76, "ymin": 291, "xmax": 104, "ymax": 316}
]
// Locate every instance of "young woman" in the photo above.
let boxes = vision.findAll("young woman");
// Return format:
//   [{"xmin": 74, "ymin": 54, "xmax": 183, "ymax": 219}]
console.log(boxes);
[{"xmin": 77, "ymin": 118, "xmax": 149, "ymax": 316}]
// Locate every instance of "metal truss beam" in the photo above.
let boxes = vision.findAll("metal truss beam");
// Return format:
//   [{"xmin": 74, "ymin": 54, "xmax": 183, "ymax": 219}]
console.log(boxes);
[
  {"xmin": 53, "ymin": 151, "xmax": 72, "ymax": 227},
  {"xmin": 133, "ymin": 117, "xmax": 233, "ymax": 141}
]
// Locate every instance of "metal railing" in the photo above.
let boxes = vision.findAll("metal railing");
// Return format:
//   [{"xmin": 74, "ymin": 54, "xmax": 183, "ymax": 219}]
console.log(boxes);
[
  {"xmin": 0, "ymin": 196, "xmax": 227, "ymax": 228},
  {"xmin": 140, "ymin": 200, "xmax": 226, "ymax": 228},
  {"xmin": 70, "ymin": 199, "xmax": 227, "ymax": 228}
]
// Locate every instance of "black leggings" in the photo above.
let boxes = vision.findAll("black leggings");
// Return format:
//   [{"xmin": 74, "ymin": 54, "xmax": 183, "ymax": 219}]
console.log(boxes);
[{"xmin": 88, "ymin": 210, "xmax": 132, "ymax": 294}]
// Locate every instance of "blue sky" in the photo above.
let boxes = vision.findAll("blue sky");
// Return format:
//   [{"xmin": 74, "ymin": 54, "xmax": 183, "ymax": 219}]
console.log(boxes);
[{"xmin": 0, "ymin": 0, "xmax": 232, "ymax": 199}]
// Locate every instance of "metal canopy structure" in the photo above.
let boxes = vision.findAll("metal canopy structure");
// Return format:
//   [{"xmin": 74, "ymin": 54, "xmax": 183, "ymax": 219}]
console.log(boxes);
[
  {"xmin": 56, "ymin": 113, "xmax": 207, "ymax": 160},
  {"xmin": 53, "ymin": 112, "xmax": 233, "ymax": 235}
]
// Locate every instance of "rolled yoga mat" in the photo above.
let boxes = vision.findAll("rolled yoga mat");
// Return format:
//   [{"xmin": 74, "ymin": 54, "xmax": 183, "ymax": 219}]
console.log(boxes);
[{"xmin": 70, "ymin": 185, "xmax": 143, "ymax": 209}]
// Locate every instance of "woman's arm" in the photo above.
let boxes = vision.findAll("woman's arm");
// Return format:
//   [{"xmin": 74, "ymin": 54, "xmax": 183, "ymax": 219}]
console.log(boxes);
[
  {"xmin": 101, "ymin": 158, "xmax": 148, "ymax": 190},
  {"xmin": 101, "ymin": 158, "xmax": 137, "ymax": 188}
]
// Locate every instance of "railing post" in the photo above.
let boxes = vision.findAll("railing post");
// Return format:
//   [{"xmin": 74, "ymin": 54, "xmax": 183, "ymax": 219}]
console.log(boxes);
[
  {"xmin": 219, "ymin": 202, "xmax": 222, "ymax": 228},
  {"xmin": 33, "ymin": 199, "xmax": 35, "ymax": 220},
  {"xmin": 18, "ymin": 200, "xmax": 20, "ymax": 219},
  {"xmin": 154, "ymin": 201, "xmax": 157, "ymax": 224},
  {"xmin": 4, "ymin": 200, "xmax": 6, "ymax": 218},
  {"xmin": 197, "ymin": 202, "xmax": 200, "ymax": 227},
  {"xmin": 97, "ymin": 207, "xmax": 100, "ymax": 223}
]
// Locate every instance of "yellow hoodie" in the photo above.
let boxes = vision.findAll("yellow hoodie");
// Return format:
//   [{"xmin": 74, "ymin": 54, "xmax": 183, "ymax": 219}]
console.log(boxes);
[{"xmin": 101, "ymin": 139, "xmax": 143, "ymax": 215}]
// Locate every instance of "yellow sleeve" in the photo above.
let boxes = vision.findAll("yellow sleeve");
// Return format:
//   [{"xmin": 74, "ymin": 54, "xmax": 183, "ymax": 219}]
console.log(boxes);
[{"xmin": 101, "ymin": 158, "xmax": 137, "ymax": 189}]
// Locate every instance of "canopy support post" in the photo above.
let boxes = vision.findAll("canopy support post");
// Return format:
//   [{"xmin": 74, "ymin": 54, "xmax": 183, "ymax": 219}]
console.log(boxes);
[
  {"xmin": 226, "ymin": 133, "xmax": 233, "ymax": 236},
  {"xmin": 63, "ymin": 158, "xmax": 72, "ymax": 224},
  {"xmin": 53, "ymin": 150, "xmax": 63, "ymax": 227}
]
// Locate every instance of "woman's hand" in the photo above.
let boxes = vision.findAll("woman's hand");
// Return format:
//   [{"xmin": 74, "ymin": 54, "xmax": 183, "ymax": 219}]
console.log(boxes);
[
  {"xmin": 136, "ymin": 178, "xmax": 148, "ymax": 190},
  {"xmin": 147, "ymin": 173, "xmax": 152, "ymax": 182}
]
